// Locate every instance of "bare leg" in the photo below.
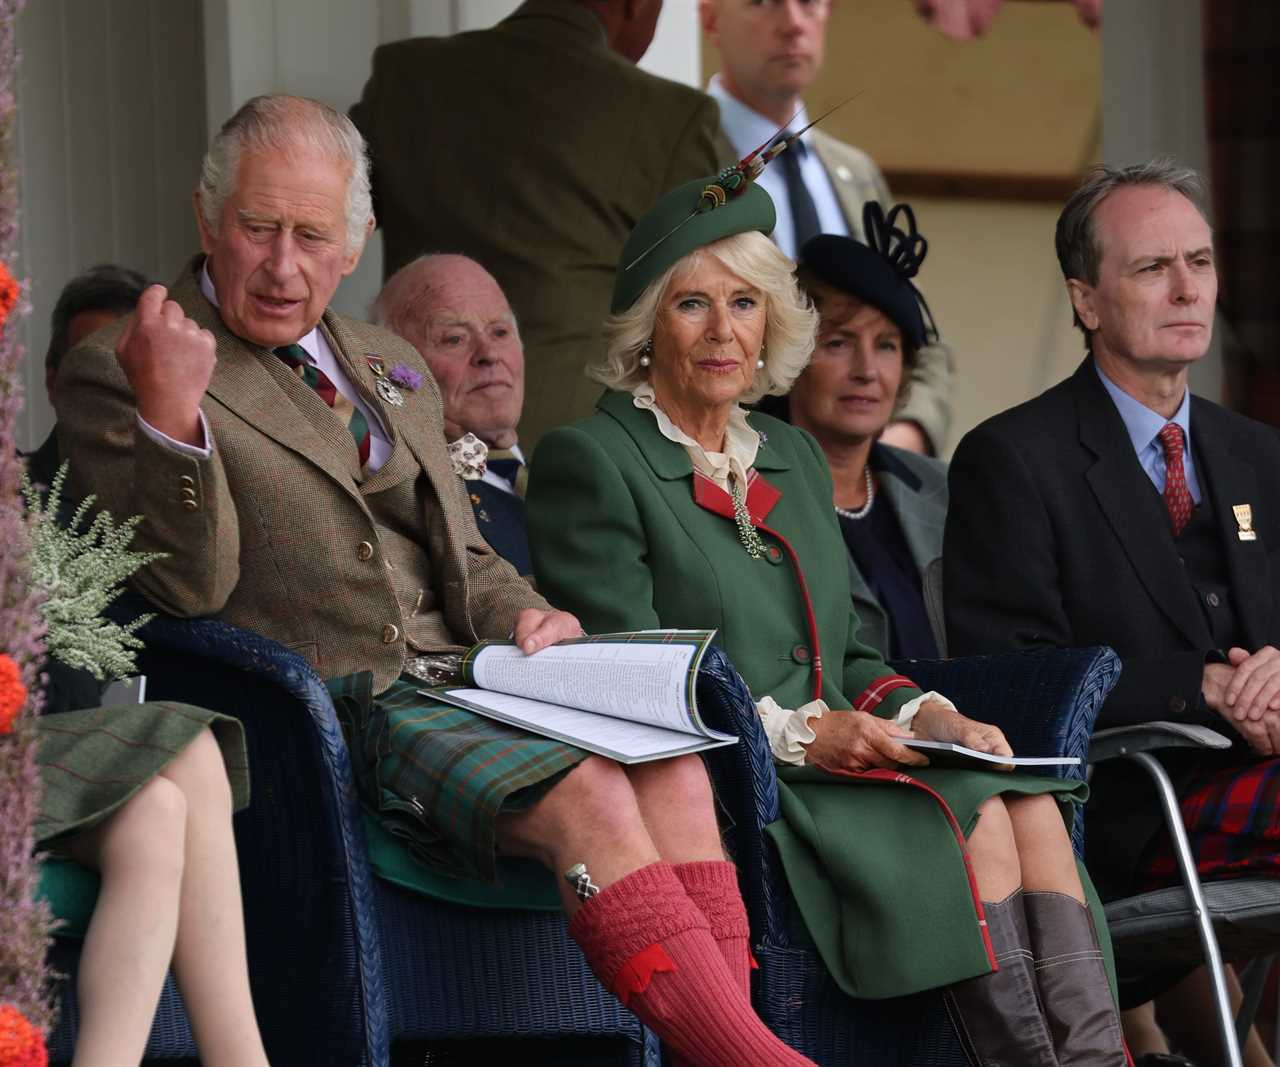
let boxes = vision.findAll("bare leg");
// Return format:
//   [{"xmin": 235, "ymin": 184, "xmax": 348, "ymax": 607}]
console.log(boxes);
[
  {"xmin": 1122, "ymin": 1001, "xmax": 1171, "ymax": 1057},
  {"xmin": 64, "ymin": 777, "xmax": 187, "ymax": 1067},
  {"xmin": 966, "ymin": 794, "xmax": 1023, "ymax": 901},
  {"xmin": 158, "ymin": 728, "xmax": 270, "ymax": 1067},
  {"xmin": 626, "ymin": 755, "xmax": 726, "ymax": 864},
  {"xmin": 1158, "ymin": 964, "xmax": 1276, "ymax": 1067},
  {"xmin": 1005, "ymin": 794, "xmax": 1085, "ymax": 901}
]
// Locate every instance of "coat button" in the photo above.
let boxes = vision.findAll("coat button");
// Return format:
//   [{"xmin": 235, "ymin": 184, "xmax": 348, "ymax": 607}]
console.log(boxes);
[
  {"xmin": 357, "ymin": 541, "xmax": 375, "ymax": 561},
  {"xmin": 765, "ymin": 545, "xmax": 784, "ymax": 565},
  {"xmin": 180, "ymin": 486, "xmax": 197, "ymax": 500},
  {"xmin": 1169, "ymin": 696, "xmax": 1187, "ymax": 714},
  {"xmin": 181, "ymin": 499, "xmax": 198, "ymax": 512},
  {"xmin": 1206, "ymin": 592, "xmax": 1220, "ymax": 607},
  {"xmin": 792, "ymin": 644, "xmax": 811, "ymax": 664},
  {"xmin": 179, "ymin": 474, "xmax": 195, "ymax": 487},
  {"xmin": 382, "ymin": 623, "xmax": 400, "ymax": 644}
]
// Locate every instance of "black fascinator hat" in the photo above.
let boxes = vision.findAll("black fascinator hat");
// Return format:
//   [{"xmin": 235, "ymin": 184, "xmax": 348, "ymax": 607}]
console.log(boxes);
[{"xmin": 798, "ymin": 202, "xmax": 937, "ymax": 350}]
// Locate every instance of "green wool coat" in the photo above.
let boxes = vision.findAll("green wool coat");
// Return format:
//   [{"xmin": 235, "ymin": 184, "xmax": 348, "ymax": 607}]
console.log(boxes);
[{"xmin": 527, "ymin": 390, "xmax": 1110, "ymax": 999}]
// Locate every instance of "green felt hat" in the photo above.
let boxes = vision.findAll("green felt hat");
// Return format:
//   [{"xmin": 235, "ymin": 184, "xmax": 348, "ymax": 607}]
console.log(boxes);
[{"xmin": 611, "ymin": 175, "xmax": 776, "ymax": 313}]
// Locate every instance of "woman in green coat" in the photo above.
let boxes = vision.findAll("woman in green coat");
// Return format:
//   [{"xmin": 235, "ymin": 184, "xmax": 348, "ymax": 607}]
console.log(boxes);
[{"xmin": 526, "ymin": 173, "xmax": 1129, "ymax": 1066}]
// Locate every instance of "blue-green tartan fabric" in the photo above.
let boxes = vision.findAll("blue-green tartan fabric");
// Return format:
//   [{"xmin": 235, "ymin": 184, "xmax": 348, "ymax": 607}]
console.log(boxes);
[{"xmin": 330, "ymin": 671, "xmax": 587, "ymax": 880}]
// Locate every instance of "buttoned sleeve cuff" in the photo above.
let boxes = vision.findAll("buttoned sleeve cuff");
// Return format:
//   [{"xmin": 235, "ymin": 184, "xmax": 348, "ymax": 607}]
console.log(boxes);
[
  {"xmin": 137, "ymin": 410, "xmax": 212, "ymax": 458},
  {"xmin": 756, "ymin": 695, "xmax": 829, "ymax": 765},
  {"xmin": 892, "ymin": 690, "xmax": 956, "ymax": 730}
]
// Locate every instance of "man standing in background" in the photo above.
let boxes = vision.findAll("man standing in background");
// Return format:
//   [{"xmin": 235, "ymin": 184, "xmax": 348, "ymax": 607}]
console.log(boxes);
[
  {"xmin": 352, "ymin": 0, "xmax": 722, "ymax": 448},
  {"xmin": 701, "ymin": 0, "xmax": 955, "ymax": 454}
]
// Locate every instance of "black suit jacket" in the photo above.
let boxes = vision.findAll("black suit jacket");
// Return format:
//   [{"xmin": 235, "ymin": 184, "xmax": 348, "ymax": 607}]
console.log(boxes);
[{"xmin": 944, "ymin": 357, "xmax": 1280, "ymax": 895}]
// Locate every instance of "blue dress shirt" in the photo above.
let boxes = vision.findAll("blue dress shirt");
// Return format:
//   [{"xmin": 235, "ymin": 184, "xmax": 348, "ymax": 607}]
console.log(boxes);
[
  {"xmin": 707, "ymin": 75, "xmax": 849, "ymax": 259},
  {"xmin": 1096, "ymin": 363, "xmax": 1202, "ymax": 505}
]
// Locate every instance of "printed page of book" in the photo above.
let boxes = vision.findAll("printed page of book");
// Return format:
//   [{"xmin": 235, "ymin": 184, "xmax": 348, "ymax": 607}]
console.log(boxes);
[
  {"xmin": 466, "ymin": 631, "xmax": 722, "ymax": 737},
  {"xmin": 426, "ymin": 688, "xmax": 738, "ymax": 765}
]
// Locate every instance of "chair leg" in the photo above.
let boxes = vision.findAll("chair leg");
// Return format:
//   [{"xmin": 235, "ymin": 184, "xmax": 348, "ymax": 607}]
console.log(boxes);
[
  {"xmin": 1237, "ymin": 956, "xmax": 1273, "ymax": 1050},
  {"xmin": 1129, "ymin": 751, "xmax": 1243, "ymax": 1067}
]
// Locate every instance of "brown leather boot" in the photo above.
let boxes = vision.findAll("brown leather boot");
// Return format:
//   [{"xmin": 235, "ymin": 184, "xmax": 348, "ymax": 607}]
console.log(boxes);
[
  {"xmin": 1024, "ymin": 890, "xmax": 1128, "ymax": 1066},
  {"xmin": 944, "ymin": 890, "xmax": 1059, "ymax": 1066}
]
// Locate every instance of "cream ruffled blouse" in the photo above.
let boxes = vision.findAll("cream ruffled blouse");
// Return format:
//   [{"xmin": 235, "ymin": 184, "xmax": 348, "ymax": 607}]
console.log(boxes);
[{"xmin": 630, "ymin": 384, "xmax": 951, "ymax": 765}]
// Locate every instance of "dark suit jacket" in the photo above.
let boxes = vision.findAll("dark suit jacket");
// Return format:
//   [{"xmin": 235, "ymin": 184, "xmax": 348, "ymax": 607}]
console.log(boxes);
[
  {"xmin": 944, "ymin": 357, "xmax": 1280, "ymax": 895},
  {"xmin": 466, "ymin": 479, "xmax": 532, "ymax": 576},
  {"xmin": 848, "ymin": 444, "xmax": 947, "ymax": 657},
  {"xmin": 351, "ymin": 0, "xmax": 721, "ymax": 449}
]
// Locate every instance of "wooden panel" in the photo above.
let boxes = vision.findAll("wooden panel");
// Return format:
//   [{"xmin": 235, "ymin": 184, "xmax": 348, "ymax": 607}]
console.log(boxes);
[
  {"xmin": 63, "ymin": 0, "xmax": 115, "ymax": 266},
  {"xmin": 882, "ymin": 169, "xmax": 1084, "ymax": 203},
  {"xmin": 107, "ymin": 0, "xmax": 161, "ymax": 271}
]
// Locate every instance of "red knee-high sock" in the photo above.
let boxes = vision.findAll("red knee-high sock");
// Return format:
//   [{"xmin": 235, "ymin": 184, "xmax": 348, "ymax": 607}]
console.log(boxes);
[
  {"xmin": 569, "ymin": 862, "xmax": 813, "ymax": 1067},
  {"xmin": 673, "ymin": 860, "xmax": 757, "ymax": 997}
]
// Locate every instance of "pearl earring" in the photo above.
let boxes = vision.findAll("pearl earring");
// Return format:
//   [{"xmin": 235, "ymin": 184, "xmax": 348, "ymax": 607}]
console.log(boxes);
[
  {"xmin": 639, "ymin": 338, "xmax": 653, "ymax": 368},
  {"xmin": 756, "ymin": 346, "xmax": 765, "ymax": 371}
]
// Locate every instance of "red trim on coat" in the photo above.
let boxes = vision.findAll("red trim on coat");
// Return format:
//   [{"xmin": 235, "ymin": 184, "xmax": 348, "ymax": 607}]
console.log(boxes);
[
  {"xmin": 829, "ymin": 767, "xmax": 998, "ymax": 971},
  {"xmin": 692, "ymin": 471, "xmax": 824, "ymax": 701},
  {"xmin": 852, "ymin": 674, "xmax": 918, "ymax": 713}
]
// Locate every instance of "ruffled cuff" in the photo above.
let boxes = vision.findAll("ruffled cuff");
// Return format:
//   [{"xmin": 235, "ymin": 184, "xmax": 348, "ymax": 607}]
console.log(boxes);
[
  {"xmin": 756, "ymin": 695, "xmax": 829, "ymax": 765},
  {"xmin": 892, "ymin": 690, "xmax": 956, "ymax": 731}
]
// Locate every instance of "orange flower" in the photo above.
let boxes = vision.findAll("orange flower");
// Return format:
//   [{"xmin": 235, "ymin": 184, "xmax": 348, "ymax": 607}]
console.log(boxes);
[
  {"xmin": 0, "ymin": 260, "xmax": 19, "ymax": 335},
  {"xmin": 0, "ymin": 654, "xmax": 26, "ymax": 734},
  {"xmin": 0, "ymin": 1005, "xmax": 48, "ymax": 1067}
]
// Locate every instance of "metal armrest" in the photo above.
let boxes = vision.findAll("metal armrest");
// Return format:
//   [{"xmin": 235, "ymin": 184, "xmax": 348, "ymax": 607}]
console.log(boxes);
[{"xmin": 1090, "ymin": 721, "xmax": 1232, "ymax": 764}]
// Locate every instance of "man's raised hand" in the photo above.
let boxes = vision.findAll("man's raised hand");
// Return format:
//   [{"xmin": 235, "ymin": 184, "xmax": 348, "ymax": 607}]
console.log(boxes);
[{"xmin": 115, "ymin": 284, "xmax": 216, "ymax": 446}]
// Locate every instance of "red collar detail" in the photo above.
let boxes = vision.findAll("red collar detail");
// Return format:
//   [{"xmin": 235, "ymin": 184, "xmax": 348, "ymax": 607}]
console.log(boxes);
[{"xmin": 692, "ymin": 470, "xmax": 782, "ymax": 525}]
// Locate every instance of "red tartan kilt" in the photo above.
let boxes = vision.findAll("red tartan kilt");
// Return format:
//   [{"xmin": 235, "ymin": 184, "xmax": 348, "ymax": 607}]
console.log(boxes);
[{"xmin": 1135, "ymin": 756, "xmax": 1280, "ymax": 891}]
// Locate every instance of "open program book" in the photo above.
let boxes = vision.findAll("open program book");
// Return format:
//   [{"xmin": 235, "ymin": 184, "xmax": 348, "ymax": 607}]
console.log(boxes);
[{"xmin": 422, "ymin": 630, "xmax": 739, "ymax": 764}]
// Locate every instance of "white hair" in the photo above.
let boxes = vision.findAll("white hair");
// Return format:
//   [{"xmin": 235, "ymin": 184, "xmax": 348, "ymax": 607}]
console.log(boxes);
[
  {"xmin": 593, "ymin": 232, "xmax": 817, "ymax": 404},
  {"xmin": 197, "ymin": 95, "xmax": 373, "ymax": 255}
]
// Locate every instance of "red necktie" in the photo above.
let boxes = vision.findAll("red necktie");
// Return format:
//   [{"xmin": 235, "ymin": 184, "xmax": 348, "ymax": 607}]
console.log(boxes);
[{"xmin": 1158, "ymin": 422, "xmax": 1193, "ymax": 536}]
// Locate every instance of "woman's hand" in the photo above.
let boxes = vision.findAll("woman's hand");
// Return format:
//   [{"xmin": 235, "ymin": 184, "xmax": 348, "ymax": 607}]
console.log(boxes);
[
  {"xmin": 912, "ymin": 699, "xmax": 1013, "ymax": 758},
  {"xmin": 803, "ymin": 710, "xmax": 930, "ymax": 773}
]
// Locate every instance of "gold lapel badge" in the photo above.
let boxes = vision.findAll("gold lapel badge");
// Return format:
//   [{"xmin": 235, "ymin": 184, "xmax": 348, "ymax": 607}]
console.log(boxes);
[{"xmin": 1233, "ymin": 504, "xmax": 1257, "ymax": 542}]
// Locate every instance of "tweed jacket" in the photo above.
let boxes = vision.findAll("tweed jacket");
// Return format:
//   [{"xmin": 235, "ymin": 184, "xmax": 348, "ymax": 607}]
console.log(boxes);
[
  {"xmin": 847, "ymin": 444, "xmax": 947, "ymax": 657},
  {"xmin": 351, "ymin": 0, "xmax": 722, "ymax": 449},
  {"xmin": 944, "ymin": 357, "xmax": 1280, "ymax": 895},
  {"xmin": 526, "ymin": 389, "xmax": 923, "ymax": 719},
  {"xmin": 808, "ymin": 129, "xmax": 955, "ymax": 453},
  {"xmin": 55, "ymin": 257, "xmax": 548, "ymax": 693}
]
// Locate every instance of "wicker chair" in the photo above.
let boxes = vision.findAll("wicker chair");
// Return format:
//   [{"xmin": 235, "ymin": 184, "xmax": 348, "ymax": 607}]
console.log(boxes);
[{"xmin": 696, "ymin": 644, "xmax": 1122, "ymax": 1066}]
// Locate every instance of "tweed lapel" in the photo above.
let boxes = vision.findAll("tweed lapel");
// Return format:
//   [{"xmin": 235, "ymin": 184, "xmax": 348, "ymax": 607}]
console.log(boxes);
[
  {"xmin": 1193, "ymin": 398, "xmax": 1273, "ymax": 647},
  {"xmin": 173, "ymin": 261, "xmax": 367, "ymax": 503},
  {"xmin": 1075, "ymin": 360, "xmax": 1207, "ymax": 647},
  {"xmin": 807, "ymin": 130, "xmax": 869, "ymax": 241},
  {"xmin": 873, "ymin": 446, "xmax": 945, "ymax": 575}
]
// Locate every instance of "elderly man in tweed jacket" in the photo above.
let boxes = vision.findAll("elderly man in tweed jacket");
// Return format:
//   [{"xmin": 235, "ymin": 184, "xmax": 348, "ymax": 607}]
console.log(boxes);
[{"xmin": 55, "ymin": 95, "xmax": 816, "ymax": 1067}]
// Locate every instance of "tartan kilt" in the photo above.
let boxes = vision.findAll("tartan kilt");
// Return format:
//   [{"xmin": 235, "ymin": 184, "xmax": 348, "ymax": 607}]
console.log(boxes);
[
  {"xmin": 36, "ymin": 701, "xmax": 249, "ymax": 844},
  {"xmin": 1135, "ymin": 755, "xmax": 1280, "ymax": 891},
  {"xmin": 330, "ymin": 672, "xmax": 589, "ymax": 881}
]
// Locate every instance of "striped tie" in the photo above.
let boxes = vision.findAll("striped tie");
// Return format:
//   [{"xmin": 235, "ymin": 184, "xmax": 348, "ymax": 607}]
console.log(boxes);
[{"xmin": 274, "ymin": 344, "xmax": 371, "ymax": 467}]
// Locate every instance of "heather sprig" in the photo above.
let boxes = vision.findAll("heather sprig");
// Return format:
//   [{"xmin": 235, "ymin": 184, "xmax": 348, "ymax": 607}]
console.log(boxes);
[{"xmin": 21, "ymin": 465, "xmax": 163, "ymax": 681}]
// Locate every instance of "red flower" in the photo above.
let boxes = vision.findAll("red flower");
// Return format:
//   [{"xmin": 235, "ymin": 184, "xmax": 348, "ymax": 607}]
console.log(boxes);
[
  {"xmin": 0, "ymin": 1005, "xmax": 48, "ymax": 1067},
  {"xmin": 0, "ymin": 654, "xmax": 26, "ymax": 734},
  {"xmin": 0, "ymin": 260, "xmax": 20, "ymax": 335}
]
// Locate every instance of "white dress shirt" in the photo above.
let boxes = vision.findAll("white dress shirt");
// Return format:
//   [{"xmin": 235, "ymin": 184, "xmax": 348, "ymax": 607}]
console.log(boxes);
[
  {"xmin": 707, "ymin": 75, "xmax": 850, "ymax": 259},
  {"xmin": 479, "ymin": 442, "xmax": 526, "ymax": 496},
  {"xmin": 139, "ymin": 264, "xmax": 393, "ymax": 471}
]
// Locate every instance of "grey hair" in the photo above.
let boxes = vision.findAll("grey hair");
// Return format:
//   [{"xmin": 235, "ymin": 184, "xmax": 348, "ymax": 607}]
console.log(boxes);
[
  {"xmin": 197, "ymin": 95, "xmax": 373, "ymax": 255},
  {"xmin": 593, "ymin": 231, "xmax": 818, "ymax": 404},
  {"xmin": 1055, "ymin": 158, "xmax": 1209, "ymax": 337}
]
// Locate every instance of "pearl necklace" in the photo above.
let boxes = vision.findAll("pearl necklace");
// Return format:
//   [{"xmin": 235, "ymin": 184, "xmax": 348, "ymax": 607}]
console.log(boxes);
[{"xmin": 834, "ymin": 468, "xmax": 875, "ymax": 522}]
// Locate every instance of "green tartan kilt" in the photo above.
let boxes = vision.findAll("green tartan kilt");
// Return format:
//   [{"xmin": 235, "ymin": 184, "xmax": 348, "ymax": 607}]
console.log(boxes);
[
  {"xmin": 768, "ymin": 764, "xmax": 1115, "ymax": 1001},
  {"xmin": 36, "ymin": 701, "xmax": 249, "ymax": 844},
  {"xmin": 330, "ymin": 672, "xmax": 589, "ymax": 881}
]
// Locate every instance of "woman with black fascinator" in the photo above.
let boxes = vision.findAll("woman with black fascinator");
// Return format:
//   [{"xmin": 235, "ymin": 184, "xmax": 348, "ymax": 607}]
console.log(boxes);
[{"xmin": 780, "ymin": 202, "xmax": 947, "ymax": 661}]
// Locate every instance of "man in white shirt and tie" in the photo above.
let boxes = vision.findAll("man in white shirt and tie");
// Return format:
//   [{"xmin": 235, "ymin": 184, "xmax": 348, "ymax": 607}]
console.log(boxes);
[{"xmin": 702, "ymin": 0, "xmax": 955, "ymax": 455}]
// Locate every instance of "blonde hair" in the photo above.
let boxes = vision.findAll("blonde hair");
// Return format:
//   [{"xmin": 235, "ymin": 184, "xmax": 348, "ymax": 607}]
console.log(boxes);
[{"xmin": 593, "ymin": 231, "xmax": 817, "ymax": 404}]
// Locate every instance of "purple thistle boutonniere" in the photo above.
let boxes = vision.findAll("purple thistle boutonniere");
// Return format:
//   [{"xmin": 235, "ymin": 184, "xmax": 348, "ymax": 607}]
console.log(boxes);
[{"xmin": 389, "ymin": 363, "xmax": 423, "ymax": 391}]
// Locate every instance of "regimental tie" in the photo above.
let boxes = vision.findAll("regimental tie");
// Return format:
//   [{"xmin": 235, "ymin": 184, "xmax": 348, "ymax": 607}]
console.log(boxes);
[
  {"xmin": 274, "ymin": 344, "xmax": 371, "ymax": 467},
  {"xmin": 486, "ymin": 449, "xmax": 528, "ymax": 498},
  {"xmin": 1158, "ymin": 422, "xmax": 1194, "ymax": 537}
]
